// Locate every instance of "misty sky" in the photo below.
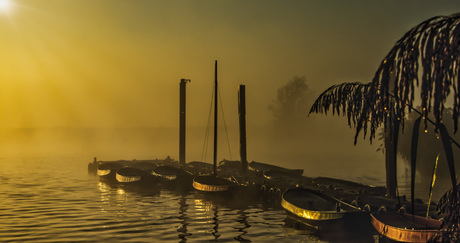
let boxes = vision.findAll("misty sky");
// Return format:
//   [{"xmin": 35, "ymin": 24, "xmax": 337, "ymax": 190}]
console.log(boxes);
[{"xmin": 0, "ymin": 1, "xmax": 459, "ymax": 184}]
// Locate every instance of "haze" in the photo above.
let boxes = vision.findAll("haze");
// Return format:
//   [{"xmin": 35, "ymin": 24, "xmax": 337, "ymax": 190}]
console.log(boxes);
[{"xmin": 0, "ymin": 0, "xmax": 458, "ymax": 185}]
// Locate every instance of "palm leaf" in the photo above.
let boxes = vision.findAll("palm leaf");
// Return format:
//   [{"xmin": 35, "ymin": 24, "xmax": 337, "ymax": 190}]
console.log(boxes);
[
  {"xmin": 355, "ymin": 13, "xmax": 460, "ymax": 143},
  {"xmin": 434, "ymin": 182, "xmax": 460, "ymax": 241},
  {"xmin": 439, "ymin": 123, "xmax": 457, "ymax": 190},
  {"xmin": 309, "ymin": 82, "xmax": 371, "ymax": 127},
  {"xmin": 435, "ymin": 123, "xmax": 458, "ymax": 241}
]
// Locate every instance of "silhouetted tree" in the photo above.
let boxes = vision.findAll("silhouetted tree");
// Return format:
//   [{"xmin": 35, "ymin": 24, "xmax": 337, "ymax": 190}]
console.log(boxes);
[
  {"xmin": 309, "ymin": 81, "xmax": 400, "ymax": 197},
  {"xmin": 309, "ymin": 13, "xmax": 460, "ymax": 240},
  {"xmin": 358, "ymin": 13, "xmax": 460, "ymax": 143},
  {"xmin": 269, "ymin": 76, "xmax": 310, "ymax": 137}
]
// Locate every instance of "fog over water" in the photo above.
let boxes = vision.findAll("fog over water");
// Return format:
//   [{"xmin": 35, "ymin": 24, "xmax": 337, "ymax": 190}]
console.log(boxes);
[
  {"xmin": 0, "ymin": 1, "xmax": 458, "ymax": 198},
  {"xmin": 0, "ymin": 108, "xmax": 385, "ymax": 185}
]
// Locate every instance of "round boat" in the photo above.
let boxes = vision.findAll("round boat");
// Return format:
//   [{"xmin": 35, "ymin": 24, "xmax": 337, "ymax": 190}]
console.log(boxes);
[
  {"xmin": 281, "ymin": 187, "xmax": 367, "ymax": 230},
  {"xmin": 152, "ymin": 165, "xmax": 182, "ymax": 180},
  {"xmin": 116, "ymin": 167, "xmax": 158, "ymax": 184},
  {"xmin": 371, "ymin": 212, "xmax": 442, "ymax": 242},
  {"xmin": 97, "ymin": 162, "xmax": 123, "ymax": 182},
  {"xmin": 193, "ymin": 175, "xmax": 236, "ymax": 192}
]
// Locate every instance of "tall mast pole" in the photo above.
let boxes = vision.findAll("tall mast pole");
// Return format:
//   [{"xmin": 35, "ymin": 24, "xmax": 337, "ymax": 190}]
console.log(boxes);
[
  {"xmin": 179, "ymin": 78, "xmax": 190, "ymax": 167},
  {"xmin": 213, "ymin": 60, "xmax": 218, "ymax": 176}
]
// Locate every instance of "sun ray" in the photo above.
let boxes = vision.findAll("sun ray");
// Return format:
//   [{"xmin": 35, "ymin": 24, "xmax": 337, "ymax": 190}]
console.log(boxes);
[{"xmin": 0, "ymin": 0, "xmax": 10, "ymax": 13}]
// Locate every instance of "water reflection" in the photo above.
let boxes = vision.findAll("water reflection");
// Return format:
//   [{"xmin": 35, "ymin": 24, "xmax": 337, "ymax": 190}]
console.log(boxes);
[
  {"xmin": 3, "ymin": 157, "xmax": 384, "ymax": 242},
  {"xmin": 283, "ymin": 216, "xmax": 377, "ymax": 242},
  {"xmin": 177, "ymin": 194, "xmax": 191, "ymax": 242},
  {"xmin": 283, "ymin": 216, "xmax": 320, "ymax": 242},
  {"xmin": 97, "ymin": 179, "xmax": 160, "ymax": 197},
  {"xmin": 192, "ymin": 197, "xmax": 221, "ymax": 241},
  {"xmin": 234, "ymin": 209, "xmax": 250, "ymax": 242},
  {"xmin": 212, "ymin": 204, "xmax": 220, "ymax": 240},
  {"xmin": 96, "ymin": 176, "xmax": 379, "ymax": 242}
]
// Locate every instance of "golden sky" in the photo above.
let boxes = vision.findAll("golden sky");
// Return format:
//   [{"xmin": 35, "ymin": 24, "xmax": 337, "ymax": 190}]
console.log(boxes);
[
  {"xmin": 0, "ymin": 1, "xmax": 458, "ymax": 181},
  {"xmin": 0, "ymin": 0, "xmax": 455, "ymax": 129}
]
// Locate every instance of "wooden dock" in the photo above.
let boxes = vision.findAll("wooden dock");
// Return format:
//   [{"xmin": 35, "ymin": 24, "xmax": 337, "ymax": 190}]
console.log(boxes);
[{"xmin": 88, "ymin": 157, "xmax": 438, "ymax": 217}]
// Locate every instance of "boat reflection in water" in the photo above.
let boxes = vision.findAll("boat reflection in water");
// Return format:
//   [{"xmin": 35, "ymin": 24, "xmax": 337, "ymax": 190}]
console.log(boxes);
[
  {"xmin": 95, "ymin": 178, "xmax": 379, "ymax": 242},
  {"xmin": 187, "ymin": 197, "xmax": 221, "ymax": 241},
  {"xmin": 283, "ymin": 216, "xmax": 377, "ymax": 242}
]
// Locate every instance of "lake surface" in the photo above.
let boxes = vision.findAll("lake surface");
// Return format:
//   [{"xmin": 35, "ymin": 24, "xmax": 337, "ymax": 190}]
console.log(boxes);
[{"xmin": 0, "ymin": 157, "xmax": 385, "ymax": 242}]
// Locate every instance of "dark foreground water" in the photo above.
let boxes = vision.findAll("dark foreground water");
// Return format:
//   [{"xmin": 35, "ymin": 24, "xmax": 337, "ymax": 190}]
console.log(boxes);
[{"xmin": 0, "ymin": 157, "xmax": 384, "ymax": 242}]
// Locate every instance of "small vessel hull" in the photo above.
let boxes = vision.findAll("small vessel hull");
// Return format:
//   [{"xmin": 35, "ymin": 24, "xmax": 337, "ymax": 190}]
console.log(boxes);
[
  {"xmin": 153, "ymin": 165, "xmax": 194, "ymax": 191},
  {"xmin": 116, "ymin": 167, "xmax": 159, "ymax": 186},
  {"xmin": 193, "ymin": 175, "xmax": 236, "ymax": 193},
  {"xmin": 371, "ymin": 212, "xmax": 442, "ymax": 242},
  {"xmin": 97, "ymin": 162, "xmax": 123, "ymax": 183},
  {"xmin": 281, "ymin": 187, "xmax": 368, "ymax": 230}
]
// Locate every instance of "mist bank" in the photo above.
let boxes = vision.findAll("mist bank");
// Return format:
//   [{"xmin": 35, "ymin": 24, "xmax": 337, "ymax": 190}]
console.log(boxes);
[
  {"xmin": 0, "ymin": 122, "xmax": 385, "ymax": 184},
  {"xmin": 0, "ymin": 127, "xmax": 178, "ymax": 160},
  {"xmin": 1, "ymin": 124, "xmax": 452, "ymax": 201}
]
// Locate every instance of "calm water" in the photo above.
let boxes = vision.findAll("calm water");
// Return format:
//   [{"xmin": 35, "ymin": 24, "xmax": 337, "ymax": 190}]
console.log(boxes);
[{"xmin": 0, "ymin": 157, "xmax": 383, "ymax": 242}]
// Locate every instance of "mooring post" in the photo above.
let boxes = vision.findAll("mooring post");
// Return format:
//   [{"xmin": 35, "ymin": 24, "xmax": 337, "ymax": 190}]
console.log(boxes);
[
  {"xmin": 238, "ymin": 85, "xmax": 248, "ymax": 175},
  {"xmin": 179, "ymin": 78, "xmax": 190, "ymax": 167}
]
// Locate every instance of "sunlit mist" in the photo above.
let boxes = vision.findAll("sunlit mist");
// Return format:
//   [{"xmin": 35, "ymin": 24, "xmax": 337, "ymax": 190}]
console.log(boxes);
[
  {"xmin": 0, "ymin": 2, "xmax": 459, "ymax": 242},
  {"xmin": 0, "ymin": 0, "xmax": 456, "ymax": 184},
  {"xmin": 0, "ymin": 0, "xmax": 11, "ymax": 13}
]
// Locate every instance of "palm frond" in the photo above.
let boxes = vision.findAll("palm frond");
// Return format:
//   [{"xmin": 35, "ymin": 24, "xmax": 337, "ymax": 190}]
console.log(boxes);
[
  {"xmin": 356, "ymin": 13, "xmax": 460, "ymax": 142},
  {"xmin": 433, "ymin": 183, "xmax": 460, "ymax": 241},
  {"xmin": 439, "ymin": 123, "xmax": 457, "ymax": 189},
  {"xmin": 309, "ymin": 82, "xmax": 371, "ymax": 127}
]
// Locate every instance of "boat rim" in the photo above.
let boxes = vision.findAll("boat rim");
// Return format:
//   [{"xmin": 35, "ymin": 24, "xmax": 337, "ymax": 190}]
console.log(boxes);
[
  {"xmin": 281, "ymin": 187, "xmax": 361, "ymax": 221},
  {"xmin": 370, "ymin": 212, "xmax": 442, "ymax": 242}
]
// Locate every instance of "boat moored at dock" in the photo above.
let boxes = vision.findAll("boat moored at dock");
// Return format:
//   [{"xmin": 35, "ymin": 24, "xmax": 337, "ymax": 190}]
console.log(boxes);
[
  {"xmin": 281, "ymin": 186, "xmax": 368, "ymax": 230},
  {"xmin": 116, "ymin": 167, "xmax": 159, "ymax": 185},
  {"xmin": 193, "ymin": 175, "xmax": 237, "ymax": 192},
  {"xmin": 97, "ymin": 162, "xmax": 124, "ymax": 183},
  {"xmin": 371, "ymin": 211, "xmax": 443, "ymax": 242}
]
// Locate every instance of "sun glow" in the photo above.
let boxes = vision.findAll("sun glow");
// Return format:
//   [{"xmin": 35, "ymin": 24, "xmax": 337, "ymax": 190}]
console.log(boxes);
[{"xmin": 0, "ymin": 0, "xmax": 11, "ymax": 13}]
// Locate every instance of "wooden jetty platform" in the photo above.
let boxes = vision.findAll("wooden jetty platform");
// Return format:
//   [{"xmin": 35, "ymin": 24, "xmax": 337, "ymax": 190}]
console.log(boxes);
[{"xmin": 88, "ymin": 157, "xmax": 438, "ymax": 217}]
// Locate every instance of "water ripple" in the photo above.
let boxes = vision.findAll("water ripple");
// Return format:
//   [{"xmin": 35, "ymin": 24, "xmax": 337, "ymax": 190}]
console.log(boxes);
[{"xmin": 0, "ymin": 157, "xmax": 377, "ymax": 242}]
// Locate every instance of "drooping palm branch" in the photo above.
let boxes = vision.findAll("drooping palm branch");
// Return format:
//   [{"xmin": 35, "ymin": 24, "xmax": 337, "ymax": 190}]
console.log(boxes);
[
  {"xmin": 309, "ymin": 82, "xmax": 371, "ymax": 128},
  {"xmin": 309, "ymin": 13, "xmax": 460, "ymax": 240},
  {"xmin": 311, "ymin": 13, "xmax": 460, "ymax": 143},
  {"xmin": 356, "ymin": 13, "xmax": 460, "ymax": 143}
]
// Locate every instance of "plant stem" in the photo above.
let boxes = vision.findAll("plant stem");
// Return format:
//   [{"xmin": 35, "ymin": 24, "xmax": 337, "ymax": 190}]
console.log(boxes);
[{"xmin": 388, "ymin": 93, "xmax": 460, "ymax": 149}]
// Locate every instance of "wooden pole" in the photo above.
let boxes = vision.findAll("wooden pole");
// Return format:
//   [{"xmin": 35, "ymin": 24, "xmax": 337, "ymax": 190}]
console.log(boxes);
[
  {"xmin": 238, "ymin": 85, "xmax": 248, "ymax": 174},
  {"xmin": 213, "ymin": 61, "xmax": 218, "ymax": 176},
  {"xmin": 179, "ymin": 79, "xmax": 190, "ymax": 166}
]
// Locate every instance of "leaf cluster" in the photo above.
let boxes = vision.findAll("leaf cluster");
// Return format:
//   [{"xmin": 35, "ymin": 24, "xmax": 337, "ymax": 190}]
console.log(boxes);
[
  {"xmin": 309, "ymin": 82, "xmax": 370, "ymax": 128},
  {"xmin": 357, "ymin": 13, "xmax": 460, "ymax": 143},
  {"xmin": 431, "ymin": 183, "xmax": 460, "ymax": 242}
]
